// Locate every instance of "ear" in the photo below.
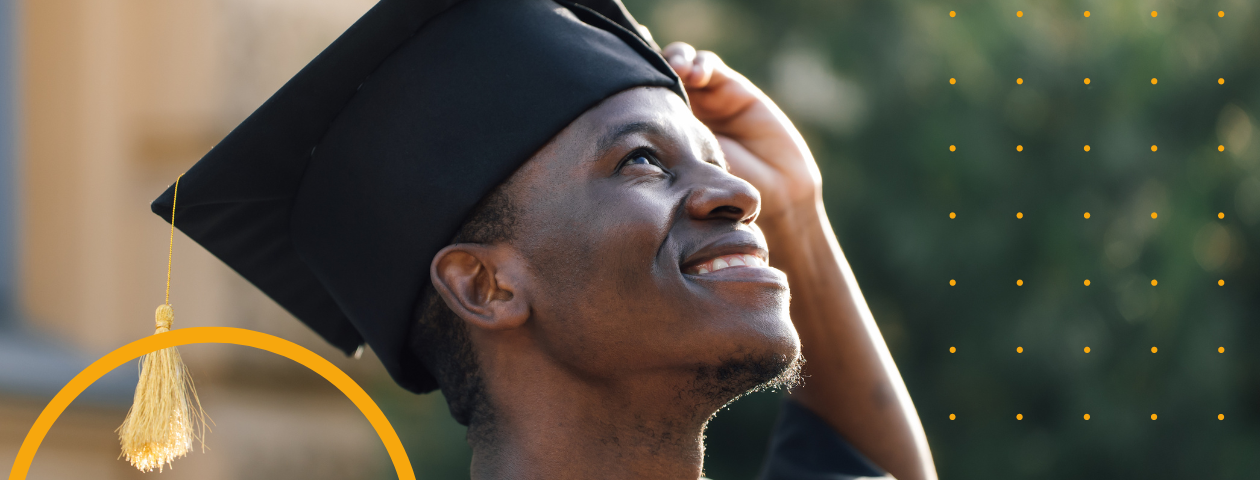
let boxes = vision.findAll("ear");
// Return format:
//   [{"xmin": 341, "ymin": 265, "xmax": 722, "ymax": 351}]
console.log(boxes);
[{"xmin": 430, "ymin": 244, "xmax": 531, "ymax": 330}]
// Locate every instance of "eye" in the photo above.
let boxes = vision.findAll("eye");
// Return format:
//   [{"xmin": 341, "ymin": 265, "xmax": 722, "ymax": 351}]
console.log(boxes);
[
  {"xmin": 617, "ymin": 150, "xmax": 666, "ymax": 174},
  {"xmin": 625, "ymin": 155, "xmax": 653, "ymax": 166}
]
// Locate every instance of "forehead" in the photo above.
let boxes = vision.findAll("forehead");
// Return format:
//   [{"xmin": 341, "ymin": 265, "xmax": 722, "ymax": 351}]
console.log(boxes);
[
  {"xmin": 561, "ymin": 86, "xmax": 710, "ymax": 158},
  {"xmin": 504, "ymin": 86, "xmax": 718, "ymax": 203}
]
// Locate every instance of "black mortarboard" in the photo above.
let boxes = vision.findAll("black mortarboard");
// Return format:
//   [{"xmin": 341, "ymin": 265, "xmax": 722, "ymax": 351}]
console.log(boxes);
[{"xmin": 150, "ymin": 0, "xmax": 684, "ymax": 393}]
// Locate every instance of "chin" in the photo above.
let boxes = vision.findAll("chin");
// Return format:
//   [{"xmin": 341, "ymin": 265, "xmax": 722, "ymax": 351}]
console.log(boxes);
[{"xmin": 686, "ymin": 309, "xmax": 803, "ymax": 409}]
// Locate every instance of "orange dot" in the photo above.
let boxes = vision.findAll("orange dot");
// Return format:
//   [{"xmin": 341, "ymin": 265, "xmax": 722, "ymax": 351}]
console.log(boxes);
[
  {"xmin": 1016, "ymin": 10, "xmax": 1023, "ymax": 17},
  {"xmin": 1151, "ymin": 145, "xmax": 1158, "ymax": 152},
  {"xmin": 1218, "ymin": 11, "xmax": 1224, "ymax": 18},
  {"xmin": 1219, "ymin": 145, "xmax": 1225, "ymax": 151},
  {"xmin": 1016, "ymin": 279, "xmax": 1023, "ymax": 286},
  {"xmin": 1084, "ymin": 346, "xmax": 1091, "ymax": 353},
  {"xmin": 949, "ymin": 212, "xmax": 956, "ymax": 219},
  {"xmin": 1151, "ymin": 346, "xmax": 1158, "ymax": 353},
  {"xmin": 1218, "ymin": 346, "xmax": 1225, "ymax": 353},
  {"xmin": 950, "ymin": 10, "xmax": 956, "ymax": 17},
  {"xmin": 1017, "ymin": 77, "xmax": 1024, "ymax": 84},
  {"xmin": 1083, "ymin": 10, "xmax": 1091, "ymax": 17},
  {"xmin": 1219, "ymin": 78, "xmax": 1225, "ymax": 85},
  {"xmin": 1016, "ymin": 346, "xmax": 1024, "ymax": 353},
  {"xmin": 949, "ymin": 279, "xmax": 956, "ymax": 286},
  {"xmin": 1218, "ymin": 413, "xmax": 1225, "ymax": 420},
  {"xmin": 1016, "ymin": 145, "xmax": 1024, "ymax": 152},
  {"xmin": 950, "ymin": 413, "xmax": 957, "ymax": 420},
  {"xmin": 1151, "ymin": 78, "xmax": 1158, "ymax": 85},
  {"xmin": 1084, "ymin": 77, "xmax": 1091, "ymax": 85},
  {"xmin": 1151, "ymin": 11, "xmax": 1158, "ymax": 17},
  {"xmin": 1016, "ymin": 413, "xmax": 1024, "ymax": 420},
  {"xmin": 1151, "ymin": 212, "xmax": 1158, "ymax": 219},
  {"xmin": 1218, "ymin": 279, "xmax": 1225, "ymax": 286},
  {"xmin": 1218, "ymin": 212, "xmax": 1225, "ymax": 219},
  {"xmin": 1151, "ymin": 279, "xmax": 1158, "ymax": 286},
  {"xmin": 950, "ymin": 144, "xmax": 957, "ymax": 152},
  {"xmin": 1084, "ymin": 212, "xmax": 1091, "ymax": 219},
  {"xmin": 1084, "ymin": 145, "xmax": 1091, "ymax": 152},
  {"xmin": 1084, "ymin": 413, "xmax": 1091, "ymax": 420},
  {"xmin": 950, "ymin": 77, "xmax": 957, "ymax": 84},
  {"xmin": 1084, "ymin": 279, "xmax": 1091, "ymax": 286},
  {"xmin": 1016, "ymin": 212, "xmax": 1024, "ymax": 219},
  {"xmin": 949, "ymin": 346, "xmax": 956, "ymax": 353},
  {"xmin": 1151, "ymin": 413, "xmax": 1158, "ymax": 420}
]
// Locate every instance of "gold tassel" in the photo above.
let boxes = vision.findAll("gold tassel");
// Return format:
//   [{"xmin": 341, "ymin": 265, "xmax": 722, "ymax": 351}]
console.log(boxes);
[{"xmin": 117, "ymin": 174, "xmax": 209, "ymax": 472}]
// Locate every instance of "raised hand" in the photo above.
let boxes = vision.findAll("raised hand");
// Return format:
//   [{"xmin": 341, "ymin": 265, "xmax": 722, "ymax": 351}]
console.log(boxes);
[{"xmin": 663, "ymin": 42, "xmax": 822, "ymax": 228}]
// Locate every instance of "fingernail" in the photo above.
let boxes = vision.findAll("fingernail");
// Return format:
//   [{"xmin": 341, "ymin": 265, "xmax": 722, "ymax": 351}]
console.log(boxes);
[{"xmin": 669, "ymin": 54, "xmax": 684, "ymax": 66}]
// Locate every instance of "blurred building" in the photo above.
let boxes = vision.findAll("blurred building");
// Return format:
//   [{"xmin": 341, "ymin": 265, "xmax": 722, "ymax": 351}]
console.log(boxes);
[{"xmin": 0, "ymin": 0, "xmax": 404, "ymax": 478}]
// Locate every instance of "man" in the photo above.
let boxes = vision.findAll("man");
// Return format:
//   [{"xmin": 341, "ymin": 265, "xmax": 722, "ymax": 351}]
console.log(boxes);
[{"xmin": 154, "ymin": 0, "xmax": 936, "ymax": 478}]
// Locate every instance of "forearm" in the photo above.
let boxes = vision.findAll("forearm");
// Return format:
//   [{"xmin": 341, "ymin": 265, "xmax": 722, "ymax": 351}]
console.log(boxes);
[{"xmin": 760, "ymin": 200, "xmax": 937, "ymax": 480}]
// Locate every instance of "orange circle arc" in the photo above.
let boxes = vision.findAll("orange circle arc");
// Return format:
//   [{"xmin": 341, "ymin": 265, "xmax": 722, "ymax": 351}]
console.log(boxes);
[{"xmin": 8, "ymin": 327, "xmax": 414, "ymax": 480}]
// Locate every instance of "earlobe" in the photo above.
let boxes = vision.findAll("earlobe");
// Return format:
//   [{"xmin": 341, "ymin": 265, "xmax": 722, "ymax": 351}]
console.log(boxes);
[{"xmin": 430, "ymin": 244, "xmax": 530, "ymax": 330}]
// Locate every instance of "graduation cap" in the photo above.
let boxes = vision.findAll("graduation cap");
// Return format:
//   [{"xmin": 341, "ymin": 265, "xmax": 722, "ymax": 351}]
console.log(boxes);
[{"xmin": 150, "ymin": 0, "xmax": 685, "ymax": 393}]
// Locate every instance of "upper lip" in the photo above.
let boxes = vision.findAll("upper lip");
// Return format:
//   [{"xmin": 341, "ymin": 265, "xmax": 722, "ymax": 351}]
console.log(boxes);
[{"xmin": 679, "ymin": 231, "xmax": 769, "ymax": 274}]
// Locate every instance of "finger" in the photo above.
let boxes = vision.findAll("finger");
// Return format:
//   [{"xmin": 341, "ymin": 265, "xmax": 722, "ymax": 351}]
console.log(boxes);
[
  {"xmin": 690, "ymin": 50, "xmax": 720, "ymax": 89},
  {"xmin": 662, "ymin": 42, "xmax": 697, "ymax": 81}
]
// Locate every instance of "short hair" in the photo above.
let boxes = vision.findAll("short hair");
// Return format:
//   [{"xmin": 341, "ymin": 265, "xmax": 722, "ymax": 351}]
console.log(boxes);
[{"xmin": 409, "ymin": 179, "xmax": 518, "ymax": 426}]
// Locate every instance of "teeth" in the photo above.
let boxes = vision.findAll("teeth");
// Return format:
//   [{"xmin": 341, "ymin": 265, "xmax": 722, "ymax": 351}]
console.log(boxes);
[{"xmin": 689, "ymin": 253, "xmax": 766, "ymax": 275}]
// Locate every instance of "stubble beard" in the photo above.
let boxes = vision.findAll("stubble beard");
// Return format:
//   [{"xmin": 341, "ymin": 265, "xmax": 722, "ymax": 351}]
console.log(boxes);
[{"xmin": 687, "ymin": 348, "xmax": 805, "ymax": 416}]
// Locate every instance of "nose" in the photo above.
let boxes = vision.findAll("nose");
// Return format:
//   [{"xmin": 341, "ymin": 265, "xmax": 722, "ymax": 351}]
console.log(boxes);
[{"xmin": 683, "ymin": 168, "xmax": 761, "ymax": 224}]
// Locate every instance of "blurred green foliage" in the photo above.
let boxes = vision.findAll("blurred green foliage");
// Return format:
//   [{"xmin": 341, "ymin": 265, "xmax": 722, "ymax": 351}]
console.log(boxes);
[{"xmin": 375, "ymin": 0, "xmax": 1260, "ymax": 478}]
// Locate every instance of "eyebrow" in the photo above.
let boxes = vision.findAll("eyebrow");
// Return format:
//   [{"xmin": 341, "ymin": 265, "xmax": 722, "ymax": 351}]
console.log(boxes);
[
  {"xmin": 594, "ymin": 119, "xmax": 727, "ymax": 169},
  {"xmin": 594, "ymin": 120, "xmax": 671, "ymax": 157}
]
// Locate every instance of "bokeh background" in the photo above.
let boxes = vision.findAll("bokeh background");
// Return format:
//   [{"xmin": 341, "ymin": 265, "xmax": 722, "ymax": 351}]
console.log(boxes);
[{"xmin": 1, "ymin": 0, "xmax": 1257, "ymax": 478}]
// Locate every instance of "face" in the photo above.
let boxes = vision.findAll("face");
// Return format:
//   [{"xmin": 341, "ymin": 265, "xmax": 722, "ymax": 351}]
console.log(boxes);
[{"xmin": 500, "ymin": 86, "xmax": 800, "ymax": 393}]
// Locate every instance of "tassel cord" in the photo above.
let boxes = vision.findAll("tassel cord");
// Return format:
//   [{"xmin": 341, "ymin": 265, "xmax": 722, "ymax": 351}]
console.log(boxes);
[{"xmin": 118, "ymin": 173, "xmax": 209, "ymax": 473}]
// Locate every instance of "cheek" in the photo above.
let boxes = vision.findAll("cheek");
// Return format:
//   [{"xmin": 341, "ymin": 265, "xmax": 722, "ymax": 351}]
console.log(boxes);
[{"xmin": 522, "ymin": 190, "xmax": 683, "ymax": 370}]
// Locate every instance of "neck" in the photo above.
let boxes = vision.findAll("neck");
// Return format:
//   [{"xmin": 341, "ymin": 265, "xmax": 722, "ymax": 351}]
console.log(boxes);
[{"xmin": 467, "ymin": 363, "xmax": 724, "ymax": 480}]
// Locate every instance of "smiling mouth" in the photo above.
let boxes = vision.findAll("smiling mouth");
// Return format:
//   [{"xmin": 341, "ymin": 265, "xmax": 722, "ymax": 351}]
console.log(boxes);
[{"xmin": 685, "ymin": 253, "xmax": 768, "ymax": 275}]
